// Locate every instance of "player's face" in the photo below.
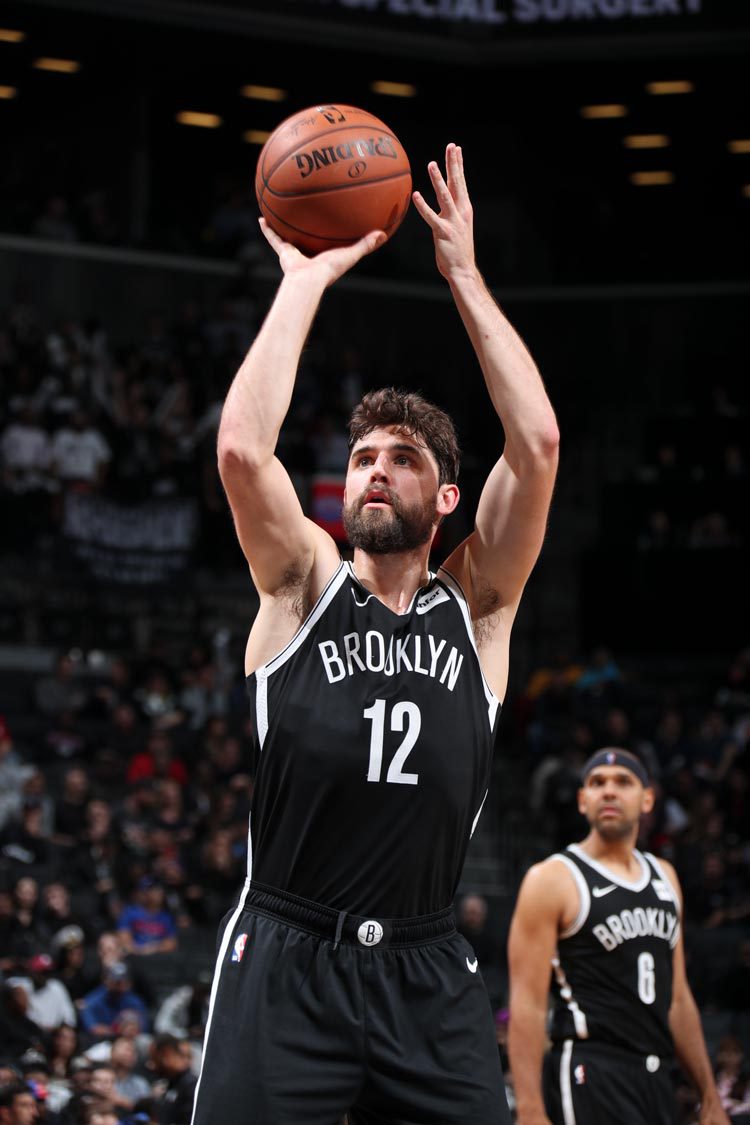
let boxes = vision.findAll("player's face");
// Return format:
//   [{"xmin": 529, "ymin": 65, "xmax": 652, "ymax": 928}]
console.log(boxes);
[
  {"xmin": 343, "ymin": 427, "xmax": 457, "ymax": 554},
  {"xmin": 578, "ymin": 767, "xmax": 654, "ymax": 840}
]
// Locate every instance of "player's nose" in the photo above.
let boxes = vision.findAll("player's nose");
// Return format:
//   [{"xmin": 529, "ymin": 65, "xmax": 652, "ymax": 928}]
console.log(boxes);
[{"xmin": 369, "ymin": 451, "xmax": 391, "ymax": 479}]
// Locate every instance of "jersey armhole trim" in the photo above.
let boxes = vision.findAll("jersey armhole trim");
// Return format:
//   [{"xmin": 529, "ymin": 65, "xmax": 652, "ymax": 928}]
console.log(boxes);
[
  {"xmin": 253, "ymin": 560, "xmax": 349, "ymax": 679},
  {"xmin": 552, "ymin": 854, "xmax": 591, "ymax": 939},
  {"xmin": 437, "ymin": 564, "xmax": 500, "ymax": 717},
  {"xmin": 644, "ymin": 851, "xmax": 682, "ymax": 945}
]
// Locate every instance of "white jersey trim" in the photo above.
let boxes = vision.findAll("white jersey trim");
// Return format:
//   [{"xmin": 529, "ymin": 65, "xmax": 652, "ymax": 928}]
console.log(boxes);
[
  {"xmin": 190, "ymin": 876, "xmax": 251, "ymax": 1125},
  {"xmin": 346, "ymin": 563, "xmax": 436, "ymax": 614},
  {"xmin": 255, "ymin": 668, "xmax": 268, "ymax": 750},
  {"xmin": 567, "ymin": 843, "xmax": 651, "ymax": 893},
  {"xmin": 645, "ymin": 851, "xmax": 682, "ymax": 947},
  {"xmin": 551, "ymin": 854, "xmax": 591, "ymax": 938},
  {"xmin": 437, "ymin": 565, "xmax": 500, "ymax": 726},
  {"xmin": 470, "ymin": 789, "xmax": 488, "ymax": 838},
  {"xmin": 256, "ymin": 561, "xmax": 350, "ymax": 678},
  {"xmin": 560, "ymin": 1039, "xmax": 577, "ymax": 1125}
]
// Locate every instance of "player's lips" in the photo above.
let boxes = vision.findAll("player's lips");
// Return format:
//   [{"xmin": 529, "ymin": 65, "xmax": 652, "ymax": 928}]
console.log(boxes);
[
  {"xmin": 362, "ymin": 489, "xmax": 393, "ymax": 507},
  {"xmin": 599, "ymin": 805, "xmax": 621, "ymax": 815}
]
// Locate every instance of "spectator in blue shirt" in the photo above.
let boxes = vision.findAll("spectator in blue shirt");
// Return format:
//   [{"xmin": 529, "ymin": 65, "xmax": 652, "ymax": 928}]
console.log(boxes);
[
  {"xmin": 116, "ymin": 877, "xmax": 177, "ymax": 957},
  {"xmin": 80, "ymin": 962, "xmax": 149, "ymax": 1038}
]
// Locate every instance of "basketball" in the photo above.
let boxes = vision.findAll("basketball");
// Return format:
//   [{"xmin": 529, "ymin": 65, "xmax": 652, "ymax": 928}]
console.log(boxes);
[{"xmin": 255, "ymin": 103, "xmax": 412, "ymax": 255}]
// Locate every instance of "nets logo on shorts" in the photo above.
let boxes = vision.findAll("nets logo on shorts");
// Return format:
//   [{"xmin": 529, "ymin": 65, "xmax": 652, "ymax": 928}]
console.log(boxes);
[{"xmin": 231, "ymin": 933, "xmax": 248, "ymax": 963}]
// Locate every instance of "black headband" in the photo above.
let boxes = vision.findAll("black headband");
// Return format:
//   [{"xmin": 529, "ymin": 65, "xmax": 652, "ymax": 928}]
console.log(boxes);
[{"xmin": 581, "ymin": 749, "xmax": 650, "ymax": 788}]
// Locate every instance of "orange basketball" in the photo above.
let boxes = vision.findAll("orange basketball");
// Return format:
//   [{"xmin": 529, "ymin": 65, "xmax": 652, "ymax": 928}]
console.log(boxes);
[{"xmin": 255, "ymin": 103, "xmax": 412, "ymax": 255}]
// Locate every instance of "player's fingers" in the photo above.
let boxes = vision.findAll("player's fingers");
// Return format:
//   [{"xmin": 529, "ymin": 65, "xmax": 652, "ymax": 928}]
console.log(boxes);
[
  {"xmin": 411, "ymin": 190, "xmax": 440, "ymax": 230},
  {"xmin": 427, "ymin": 160, "xmax": 456, "ymax": 214},
  {"xmin": 258, "ymin": 217, "xmax": 285, "ymax": 251},
  {"xmin": 357, "ymin": 230, "xmax": 388, "ymax": 256},
  {"xmin": 451, "ymin": 145, "xmax": 471, "ymax": 207}
]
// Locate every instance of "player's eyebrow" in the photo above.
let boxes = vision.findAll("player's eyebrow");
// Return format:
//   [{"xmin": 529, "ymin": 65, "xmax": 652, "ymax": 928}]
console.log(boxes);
[{"xmin": 350, "ymin": 441, "xmax": 424, "ymax": 461}]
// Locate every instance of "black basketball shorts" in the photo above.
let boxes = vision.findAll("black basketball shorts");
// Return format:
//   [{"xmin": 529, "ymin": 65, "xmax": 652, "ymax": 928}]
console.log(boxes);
[
  {"xmin": 543, "ymin": 1040, "xmax": 678, "ymax": 1125},
  {"xmin": 191, "ymin": 881, "xmax": 510, "ymax": 1125}
]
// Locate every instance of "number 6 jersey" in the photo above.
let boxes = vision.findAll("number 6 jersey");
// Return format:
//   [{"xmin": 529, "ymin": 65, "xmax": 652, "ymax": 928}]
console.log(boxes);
[
  {"xmin": 548, "ymin": 844, "xmax": 681, "ymax": 1058},
  {"xmin": 245, "ymin": 560, "xmax": 502, "ymax": 917}
]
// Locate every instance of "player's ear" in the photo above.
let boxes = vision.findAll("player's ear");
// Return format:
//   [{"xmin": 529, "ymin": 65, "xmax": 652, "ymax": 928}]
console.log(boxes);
[
  {"xmin": 576, "ymin": 786, "xmax": 586, "ymax": 814},
  {"xmin": 437, "ymin": 483, "xmax": 460, "ymax": 517},
  {"xmin": 641, "ymin": 786, "xmax": 655, "ymax": 815}
]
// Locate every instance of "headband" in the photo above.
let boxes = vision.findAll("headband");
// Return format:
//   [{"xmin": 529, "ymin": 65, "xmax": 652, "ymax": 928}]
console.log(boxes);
[{"xmin": 581, "ymin": 749, "xmax": 650, "ymax": 788}]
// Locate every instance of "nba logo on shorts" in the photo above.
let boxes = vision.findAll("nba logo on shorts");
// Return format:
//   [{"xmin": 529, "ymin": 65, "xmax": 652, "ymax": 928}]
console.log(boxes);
[
  {"xmin": 231, "ymin": 933, "xmax": 248, "ymax": 963},
  {"xmin": 574, "ymin": 1064, "xmax": 586, "ymax": 1085}
]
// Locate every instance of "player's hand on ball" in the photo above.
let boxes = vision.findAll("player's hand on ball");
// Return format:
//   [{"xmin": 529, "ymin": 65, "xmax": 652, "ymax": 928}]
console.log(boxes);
[
  {"xmin": 259, "ymin": 218, "xmax": 387, "ymax": 286},
  {"xmin": 412, "ymin": 143, "xmax": 476, "ymax": 282}
]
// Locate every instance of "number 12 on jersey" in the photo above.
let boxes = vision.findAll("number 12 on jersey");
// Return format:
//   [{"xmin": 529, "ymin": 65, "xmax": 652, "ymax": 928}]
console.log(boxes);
[{"xmin": 364, "ymin": 699, "xmax": 421, "ymax": 785}]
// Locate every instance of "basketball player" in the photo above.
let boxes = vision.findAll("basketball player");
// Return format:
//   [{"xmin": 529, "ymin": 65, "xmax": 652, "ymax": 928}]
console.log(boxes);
[
  {"xmin": 507, "ymin": 747, "xmax": 729, "ymax": 1125},
  {"xmin": 191, "ymin": 143, "xmax": 559, "ymax": 1124}
]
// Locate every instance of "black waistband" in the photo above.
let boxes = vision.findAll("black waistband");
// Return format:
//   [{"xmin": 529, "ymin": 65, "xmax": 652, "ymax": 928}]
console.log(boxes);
[{"xmin": 246, "ymin": 881, "xmax": 456, "ymax": 949}]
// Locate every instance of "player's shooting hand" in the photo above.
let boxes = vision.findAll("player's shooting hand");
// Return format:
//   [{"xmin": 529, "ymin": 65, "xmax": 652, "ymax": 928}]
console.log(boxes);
[
  {"xmin": 258, "ymin": 218, "xmax": 387, "ymax": 286},
  {"xmin": 412, "ymin": 143, "xmax": 476, "ymax": 283}
]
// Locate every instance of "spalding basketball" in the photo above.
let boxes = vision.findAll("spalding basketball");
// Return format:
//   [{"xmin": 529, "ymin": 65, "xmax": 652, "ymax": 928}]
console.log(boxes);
[{"xmin": 255, "ymin": 104, "xmax": 412, "ymax": 255}]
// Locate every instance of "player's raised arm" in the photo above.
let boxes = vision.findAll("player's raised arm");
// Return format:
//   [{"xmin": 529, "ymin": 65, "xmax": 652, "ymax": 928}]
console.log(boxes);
[
  {"xmin": 216, "ymin": 220, "xmax": 386, "ymax": 597},
  {"xmin": 507, "ymin": 861, "xmax": 571, "ymax": 1125},
  {"xmin": 412, "ymin": 144, "xmax": 559, "ymax": 623}
]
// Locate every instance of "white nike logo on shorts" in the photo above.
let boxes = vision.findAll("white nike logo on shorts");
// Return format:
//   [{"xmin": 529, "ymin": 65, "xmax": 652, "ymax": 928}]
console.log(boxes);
[
  {"xmin": 466, "ymin": 957, "xmax": 478, "ymax": 973},
  {"xmin": 592, "ymin": 885, "xmax": 616, "ymax": 897}
]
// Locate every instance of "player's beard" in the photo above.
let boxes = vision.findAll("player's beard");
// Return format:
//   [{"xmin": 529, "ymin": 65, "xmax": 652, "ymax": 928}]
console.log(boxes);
[
  {"xmin": 592, "ymin": 813, "xmax": 637, "ymax": 841},
  {"xmin": 342, "ymin": 488, "xmax": 438, "ymax": 554}
]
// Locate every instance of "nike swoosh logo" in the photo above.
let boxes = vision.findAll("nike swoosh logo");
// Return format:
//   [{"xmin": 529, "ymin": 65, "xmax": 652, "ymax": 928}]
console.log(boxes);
[
  {"xmin": 466, "ymin": 957, "xmax": 478, "ymax": 973},
  {"xmin": 592, "ymin": 885, "xmax": 616, "ymax": 897}
]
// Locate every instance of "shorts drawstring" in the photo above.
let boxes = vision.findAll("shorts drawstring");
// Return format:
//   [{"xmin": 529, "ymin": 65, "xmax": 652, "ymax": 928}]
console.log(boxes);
[{"xmin": 333, "ymin": 910, "xmax": 346, "ymax": 951}]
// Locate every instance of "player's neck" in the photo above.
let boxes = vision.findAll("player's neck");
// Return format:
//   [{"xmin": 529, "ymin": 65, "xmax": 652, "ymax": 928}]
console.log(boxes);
[
  {"xmin": 579, "ymin": 831, "xmax": 641, "ymax": 877},
  {"xmin": 351, "ymin": 547, "xmax": 431, "ymax": 615}
]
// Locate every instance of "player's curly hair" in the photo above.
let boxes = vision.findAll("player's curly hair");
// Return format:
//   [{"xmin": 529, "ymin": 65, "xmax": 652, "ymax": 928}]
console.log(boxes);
[{"xmin": 348, "ymin": 388, "xmax": 461, "ymax": 486}]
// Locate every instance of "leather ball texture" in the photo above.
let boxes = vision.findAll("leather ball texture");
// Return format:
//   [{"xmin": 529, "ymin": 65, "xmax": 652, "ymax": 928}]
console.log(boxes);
[{"xmin": 255, "ymin": 103, "xmax": 412, "ymax": 255}]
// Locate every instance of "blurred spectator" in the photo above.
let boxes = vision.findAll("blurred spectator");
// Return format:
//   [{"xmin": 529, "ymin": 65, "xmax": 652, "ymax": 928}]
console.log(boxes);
[
  {"xmin": 636, "ymin": 508, "xmax": 678, "ymax": 552},
  {"xmin": 153, "ymin": 972, "xmax": 211, "ymax": 1044},
  {"xmin": 38, "ymin": 885, "xmax": 89, "ymax": 954},
  {"xmin": 69, "ymin": 802, "xmax": 120, "ymax": 925},
  {"xmin": 0, "ymin": 1079, "xmax": 40, "ymax": 1123},
  {"xmin": 16, "ymin": 954, "xmax": 76, "ymax": 1033},
  {"xmin": 109, "ymin": 1038, "xmax": 151, "ymax": 1111},
  {"xmin": 574, "ymin": 646, "xmax": 623, "ymax": 718},
  {"xmin": 33, "ymin": 656, "xmax": 88, "ymax": 721},
  {"xmin": 49, "ymin": 408, "xmax": 111, "ymax": 493},
  {"xmin": 51, "ymin": 927, "xmax": 88, "ymax": 1003},
  {"xmin": 0, "ymin": 719, "xmax": 35, "ymax": 833},
  {"xmin": 0, "ymin": 981, "xmax": 46, "ymax": 1058},
  {"xmin": 688, "ymin": 511, "xmax": 739, "ymax": 551},
  {"xmin": 47, "ymin": 1025, "xmax": 79, "ymax": 1080},
  {"xmin": 184, "ymin": 829, "xmax": 243, "ymax": 923},
  {"xmin": 126, "ymin": 733, "xmax": 186, "ymax": 789},
  {"xmin": 79, "ymin": 963, "xmax": 149, "ymax": 1039},
  {"xmin": 148, "ymin": 1035, "xmax": 196, "ymax": 1125},
  {"xmin": 51, "ymin": 770, "xmax": 91, "ymax": 847},
  {"xmin": 714, "ymin": 1035, "xmax": 750, "ymax": 1121},
  {"xmin": 116, "ymin": 879, "xmax": 177, "ymax": 958},
  {"xmin": 0, "ymin": 404, "xmax": 51, "ymax": 546},
  {"xmin": 5, "ymin": 879, "xmax": 50, "ymax": 961}
]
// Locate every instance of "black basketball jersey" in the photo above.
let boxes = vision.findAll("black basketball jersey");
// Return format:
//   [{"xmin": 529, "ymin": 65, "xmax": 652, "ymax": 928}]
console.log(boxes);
[
  {"xmin": 548, "ymin": 844, "xmax": 680, "ymax": 1058},
  {"xmin": 244, "ymin": 560, "xmax": 501, "ymax": 917}
]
